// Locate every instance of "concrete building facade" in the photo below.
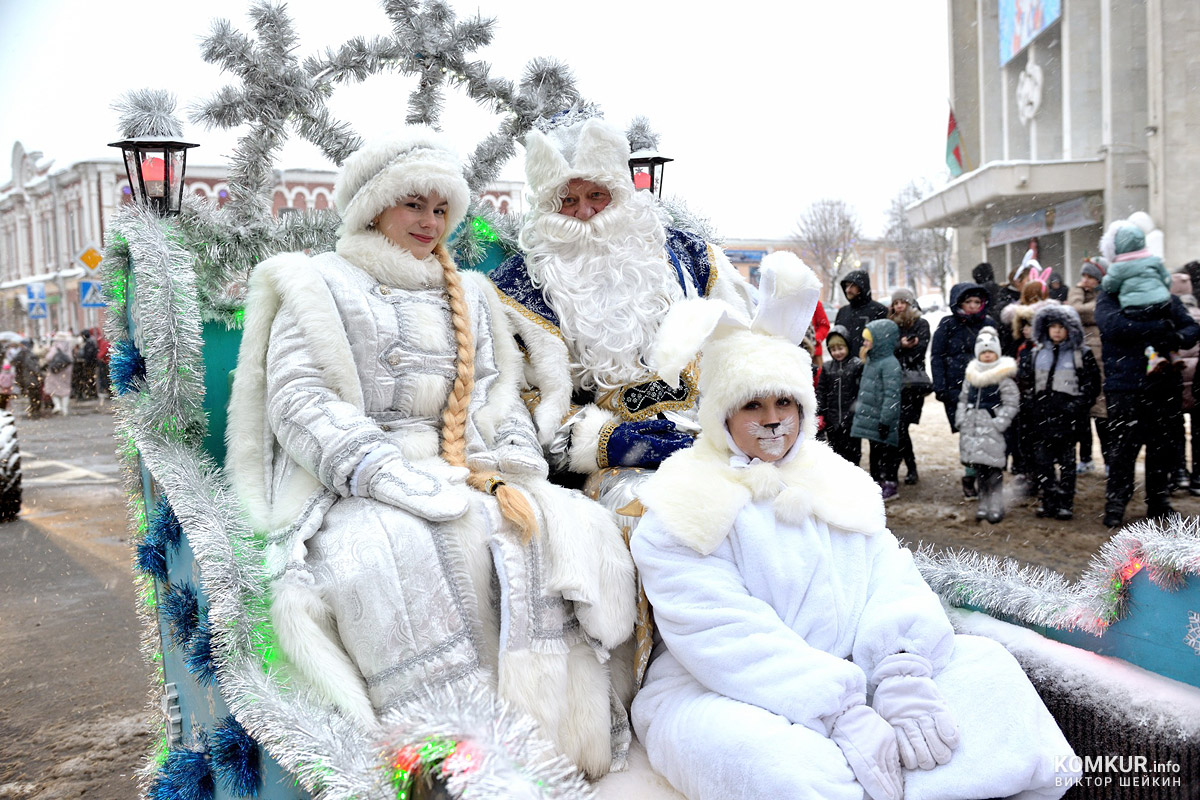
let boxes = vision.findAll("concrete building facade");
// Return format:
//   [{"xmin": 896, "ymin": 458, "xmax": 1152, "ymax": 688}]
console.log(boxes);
[{"xmin": 907, "ymin": 0, "xmax": 1200, "ymax": 285}]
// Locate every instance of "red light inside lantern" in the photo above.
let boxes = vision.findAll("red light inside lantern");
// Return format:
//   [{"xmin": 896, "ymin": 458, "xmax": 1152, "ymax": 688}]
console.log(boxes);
[
  {"xmin": 633, "ymin": 170, "xmax": 652, "ymax": 190},
  {"xmin": 141, "ymin": 156, "xmax": 168, "ymax": 198}
]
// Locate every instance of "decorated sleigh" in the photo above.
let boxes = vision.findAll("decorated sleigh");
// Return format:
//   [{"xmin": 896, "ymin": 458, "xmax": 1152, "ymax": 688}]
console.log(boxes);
[{"xmin": 109, "ymin": 3, "xmax": 1198, "ymax": 799}]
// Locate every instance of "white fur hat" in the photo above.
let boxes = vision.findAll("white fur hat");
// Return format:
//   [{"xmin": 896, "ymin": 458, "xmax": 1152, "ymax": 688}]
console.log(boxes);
[
  {"xmin": 334, "ymin": 127, "xmax": 469, "ymax": 239},
  {"xmin": 651, "ymin": 251, "xmax": 822, "ymax": 451},
  {"xmin": 523, "ymin": 116, "xmax": 633, "ymax": 211}
]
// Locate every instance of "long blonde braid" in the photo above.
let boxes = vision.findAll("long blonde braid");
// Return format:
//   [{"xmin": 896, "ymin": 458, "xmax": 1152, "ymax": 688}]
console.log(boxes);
[{"xmin": 436, "ymin": 244, "xmax": 539, "ymax": 542}]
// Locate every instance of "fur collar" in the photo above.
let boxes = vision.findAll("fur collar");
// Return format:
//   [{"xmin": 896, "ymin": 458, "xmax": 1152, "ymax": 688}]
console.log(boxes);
[
  {"xmin": 964, "ymin": 356, "xmax": 1017, "ymax": 386},
  {"xmin": 638, "ymin": 436, "xmax": 886, "ymax": 555},
  {"xmin": 335, "ymin": 229, "xmax": 445, "ymax": 290}
]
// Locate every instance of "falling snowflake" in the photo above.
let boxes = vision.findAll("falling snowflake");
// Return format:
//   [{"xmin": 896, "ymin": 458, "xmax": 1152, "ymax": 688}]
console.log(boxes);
[{"xmin": 1186, "ymin": 610, "xmax": 1200, "ymax": 657}]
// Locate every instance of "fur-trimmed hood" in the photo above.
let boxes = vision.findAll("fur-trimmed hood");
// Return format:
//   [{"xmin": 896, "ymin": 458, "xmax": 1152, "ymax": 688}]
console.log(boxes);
[
  {"xmin": 1001, "ymin": 298, "xmax": 1058, "ymax": 338},
  {"xmin": 1031, "ymin": 303, "xmax": 1084, "ymax": 348},
  {"xmin": 637, "ymin": 435, "xmax": 886, "ymax": 555},
  {"xmin": 964, "ymin": 356, "xmax": 1017, "ymax": 387}
]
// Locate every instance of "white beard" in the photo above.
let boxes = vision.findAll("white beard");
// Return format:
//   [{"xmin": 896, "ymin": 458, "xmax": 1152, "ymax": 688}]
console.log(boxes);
[{"xmin": 519, "ymin": 194, "xmax": 682, "ymax": 393}]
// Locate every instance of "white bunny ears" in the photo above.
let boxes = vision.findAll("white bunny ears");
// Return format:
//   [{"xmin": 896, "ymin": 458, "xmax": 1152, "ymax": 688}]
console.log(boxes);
[{"xmin": 651, "ymin": 251, "xmax": 823, "ymax": 388}]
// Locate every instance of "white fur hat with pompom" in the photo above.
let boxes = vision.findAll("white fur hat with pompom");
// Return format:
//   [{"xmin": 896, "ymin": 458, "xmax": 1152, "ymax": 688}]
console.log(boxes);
[{"xmin": 334, "ymin": 127, "xmax": 469, "ymax": 240}]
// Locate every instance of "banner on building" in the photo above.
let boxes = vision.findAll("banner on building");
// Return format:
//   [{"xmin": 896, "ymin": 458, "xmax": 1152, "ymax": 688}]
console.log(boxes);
[
  {"xmin": 947, "ymin": 106, "xmax": 965, "ymax": 177},
  {"xmin": 999, "ymin": 0, "xmax": 1062, "ymax": 65},
  {"xmin": 987, "ymin": 195, "xmax": 1103, "ymax": 247}
]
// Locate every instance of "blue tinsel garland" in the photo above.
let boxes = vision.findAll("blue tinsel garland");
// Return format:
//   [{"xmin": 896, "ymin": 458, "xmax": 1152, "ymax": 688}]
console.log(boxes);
[
  {"xmin": 162, "ymin": 582, "xmax": 200, "ymax": 649},
  {"xmin": 109, "ymin": 338, "xmax": 147, "ymax": 394},
  {"xmin": 211, "ymin": 715, "xmax": 262, "ymax": 797},
  {"xmin": 135, "ymin": 538, "xmax": 169, "ymax": 584},
  {"xmin": 151, "ymin": 495, "xmax": 185, "ymax": 550},
  {"xmin": 151, "ymin": 748, "xmax": 215, "ymax": 800},
  {"xmin": 186, "ymin": 611, "xmax": 217, "ymax": 687}
]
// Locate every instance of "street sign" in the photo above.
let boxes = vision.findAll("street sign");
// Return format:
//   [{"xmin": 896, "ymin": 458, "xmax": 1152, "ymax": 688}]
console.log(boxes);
[
  {"xmin": 80, "ymin": 280, "xmax": 106, "ymax": 308},
  {"xmin": 75, "ymin": 242, "xmax": 104, "ymax": 273},
  {"xmin": 26, "ymin": 282, "xmax": 47, "ymax": 319}
]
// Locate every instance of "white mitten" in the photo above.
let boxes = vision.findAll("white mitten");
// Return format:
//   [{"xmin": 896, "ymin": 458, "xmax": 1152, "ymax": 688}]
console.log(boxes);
[
  {"xmin": 871, "ymin": 652, "xmax": 960, "ymax": 771},
  {"xmin": 364, "ymin": 456, "xmax": 471, "ymax": 522},
  {"xmin": 829, "ymin": 705, "xmax": 904, "ymax": 800}
]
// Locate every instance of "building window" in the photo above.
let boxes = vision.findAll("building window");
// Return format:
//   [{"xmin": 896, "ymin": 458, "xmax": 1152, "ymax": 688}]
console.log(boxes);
[
  {"xmin": 887, "ymin": 259, "xmax": 898, "ymax": 288},
  {"xmin": 859, "ymin": 259, "xmax": 872, "ymax": 274},
  {"xmin": 67, "ymin": 206, "xmax": 78, "ymax": 252}
]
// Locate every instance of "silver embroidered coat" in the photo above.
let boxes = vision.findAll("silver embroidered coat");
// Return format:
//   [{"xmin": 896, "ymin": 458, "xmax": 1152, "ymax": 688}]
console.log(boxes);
[{"xmin": 226, "ymin": 237, "xmax": 637, "ymax": 776}]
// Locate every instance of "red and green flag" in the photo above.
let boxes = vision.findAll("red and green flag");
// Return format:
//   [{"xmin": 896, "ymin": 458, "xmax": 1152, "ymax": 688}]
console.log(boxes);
[{"xmin": 946, "ymin": 106, "xmax": 965, "ymax": 177}]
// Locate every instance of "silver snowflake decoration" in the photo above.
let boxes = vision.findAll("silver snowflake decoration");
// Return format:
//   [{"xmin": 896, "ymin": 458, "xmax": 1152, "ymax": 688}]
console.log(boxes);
[{"xmin": 1186, "ymin": 610, "xmax": 1200, "ymax": 656}]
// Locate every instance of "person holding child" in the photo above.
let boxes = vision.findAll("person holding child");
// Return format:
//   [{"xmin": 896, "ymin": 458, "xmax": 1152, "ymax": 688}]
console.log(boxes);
[
  {"xmin": 629, "ymin": 253, "xmax": 1077, "ymax": 800},
  {"xmin": 1095, "ymin": 219, "xmax": 1200, "ymax": 527},
  {"xmin": 1018, "ymin": 305, "xmax": 1100, "ymax": 521}
]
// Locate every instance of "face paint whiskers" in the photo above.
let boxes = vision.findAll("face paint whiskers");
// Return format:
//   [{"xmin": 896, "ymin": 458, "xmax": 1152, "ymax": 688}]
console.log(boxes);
[{"xmin": 747, "ymin": 416, "xmax": 797, "ymax": 458}]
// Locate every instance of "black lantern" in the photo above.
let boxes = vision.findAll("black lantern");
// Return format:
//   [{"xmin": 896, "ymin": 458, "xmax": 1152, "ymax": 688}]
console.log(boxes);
[
  {"xmin": 628, "ymin": 149, "xmax": 673, "ymax": 198},
  {"xmin": 108, "ymin": 135, "xmax": 198, "ymax": 216}
]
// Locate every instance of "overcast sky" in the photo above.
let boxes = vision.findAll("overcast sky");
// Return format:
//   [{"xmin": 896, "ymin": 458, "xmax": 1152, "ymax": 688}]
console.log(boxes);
[{"xmin": 0, "ymin": 0, "xmax": 951, "ymax": 240}]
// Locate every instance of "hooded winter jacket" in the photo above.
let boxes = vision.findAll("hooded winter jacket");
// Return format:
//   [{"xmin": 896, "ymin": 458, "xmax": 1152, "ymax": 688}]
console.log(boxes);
[
  {"xmin": 1101, "ymin": 224, "xmax": 1171, "ymax": 308},
  {"xmin": 1017, "ymin": 304, "xmax": 1100, "ymax": 442},
  {"xmin": 834, "ymin": 270, "xmax": 888, "ymax": 356},
  {"xmin": 930, "ymin": 283, "xmax": 990, "ymax": 404},
  {"xmin": 850, "ymin": 319, "xmax": 902, "ymax": 446},
  {"xmin": 815, "ymin": 325, "xmax": 862, "ymax": 434},
  {"xmin": 1095, "ymin": 290, "xmax": 1200, "ymax": 394},
  {"xmin": 957, "ymin": 356, "xmax": 1019, "ymax": 468}
]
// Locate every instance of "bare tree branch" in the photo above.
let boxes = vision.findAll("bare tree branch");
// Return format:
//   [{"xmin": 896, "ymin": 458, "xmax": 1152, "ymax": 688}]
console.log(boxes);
[{"xmin": 793, "ymin": 199, "xmax": 862, "ymax": 303}]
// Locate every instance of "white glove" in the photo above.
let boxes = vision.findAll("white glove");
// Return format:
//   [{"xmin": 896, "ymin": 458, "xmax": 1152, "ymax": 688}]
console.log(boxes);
[
  {"xmin": 829, "ymin": 705, "xmax": 904, "ymax": 800},
  {"xmin": 364, "ymin": 456, "xmax": 471, "ymax": 522},
  {"xmin": 871, "ymin": 653, "xmax": 960, "ymax": 771}
]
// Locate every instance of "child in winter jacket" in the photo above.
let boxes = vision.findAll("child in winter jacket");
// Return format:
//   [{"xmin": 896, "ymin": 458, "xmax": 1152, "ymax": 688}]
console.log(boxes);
[
  {"xmin": 1100, "ymin": 221, "xmax": 1171, "ymax": 310},
  {"xmin": 816, "ymin": 325, "xmax": 863, "ymax": 465},
  {"xmin": 850, "ymin": 318, "xmax": 903, "ymax": 501},
  {"xmin": 957, "ymin": 327, "xmax": 1019, "ymax": 523},
  {"xmin": 1018, "ymin": 306, "xmax": 1100, "ymax": 520}
]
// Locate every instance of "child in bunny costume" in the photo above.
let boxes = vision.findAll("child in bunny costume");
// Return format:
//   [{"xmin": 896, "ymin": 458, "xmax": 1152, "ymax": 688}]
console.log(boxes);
[{"xmin": 629, "ymin": 252, "xmax": 1077, "ymax": 800}]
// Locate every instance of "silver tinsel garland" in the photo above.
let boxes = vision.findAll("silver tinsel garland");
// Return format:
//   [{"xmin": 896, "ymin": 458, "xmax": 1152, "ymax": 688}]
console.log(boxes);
[{"xmin": 916, "ymin": 516, "xmax": 1200, "ymax": 636}]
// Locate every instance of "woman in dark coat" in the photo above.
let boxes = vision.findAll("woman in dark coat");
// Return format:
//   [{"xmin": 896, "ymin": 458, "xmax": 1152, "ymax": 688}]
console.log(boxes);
[{"xmin": 889, "ymin": 288, "xmax": 931, "ymax": 484}]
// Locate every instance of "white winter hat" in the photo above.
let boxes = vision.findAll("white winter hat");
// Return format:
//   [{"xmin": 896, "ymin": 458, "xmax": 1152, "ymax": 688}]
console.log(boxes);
[
  {"xmin": 523, "ymin": 114, "xmax": 633, "ymax": 211},
  {"xmin": 334, "ymin": 127, "xmax": 470, "ymax": 239},
  {"xmin": 975, "ymin": 326, "xmax": 1002, "ymax": 357},
  {"xmin": 651, "ymin": 251, "xmax": 822, "ymax": 452}
]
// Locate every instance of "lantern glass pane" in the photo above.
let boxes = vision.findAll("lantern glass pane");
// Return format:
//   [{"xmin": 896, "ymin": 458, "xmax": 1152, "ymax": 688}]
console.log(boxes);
[
  {"xmin": 169, "ymin": 149, "xmax": 187, "ymax": 212},
  {"xmin": 123, "ymin": 148, "xmax": 144, "ymax": 204}
]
